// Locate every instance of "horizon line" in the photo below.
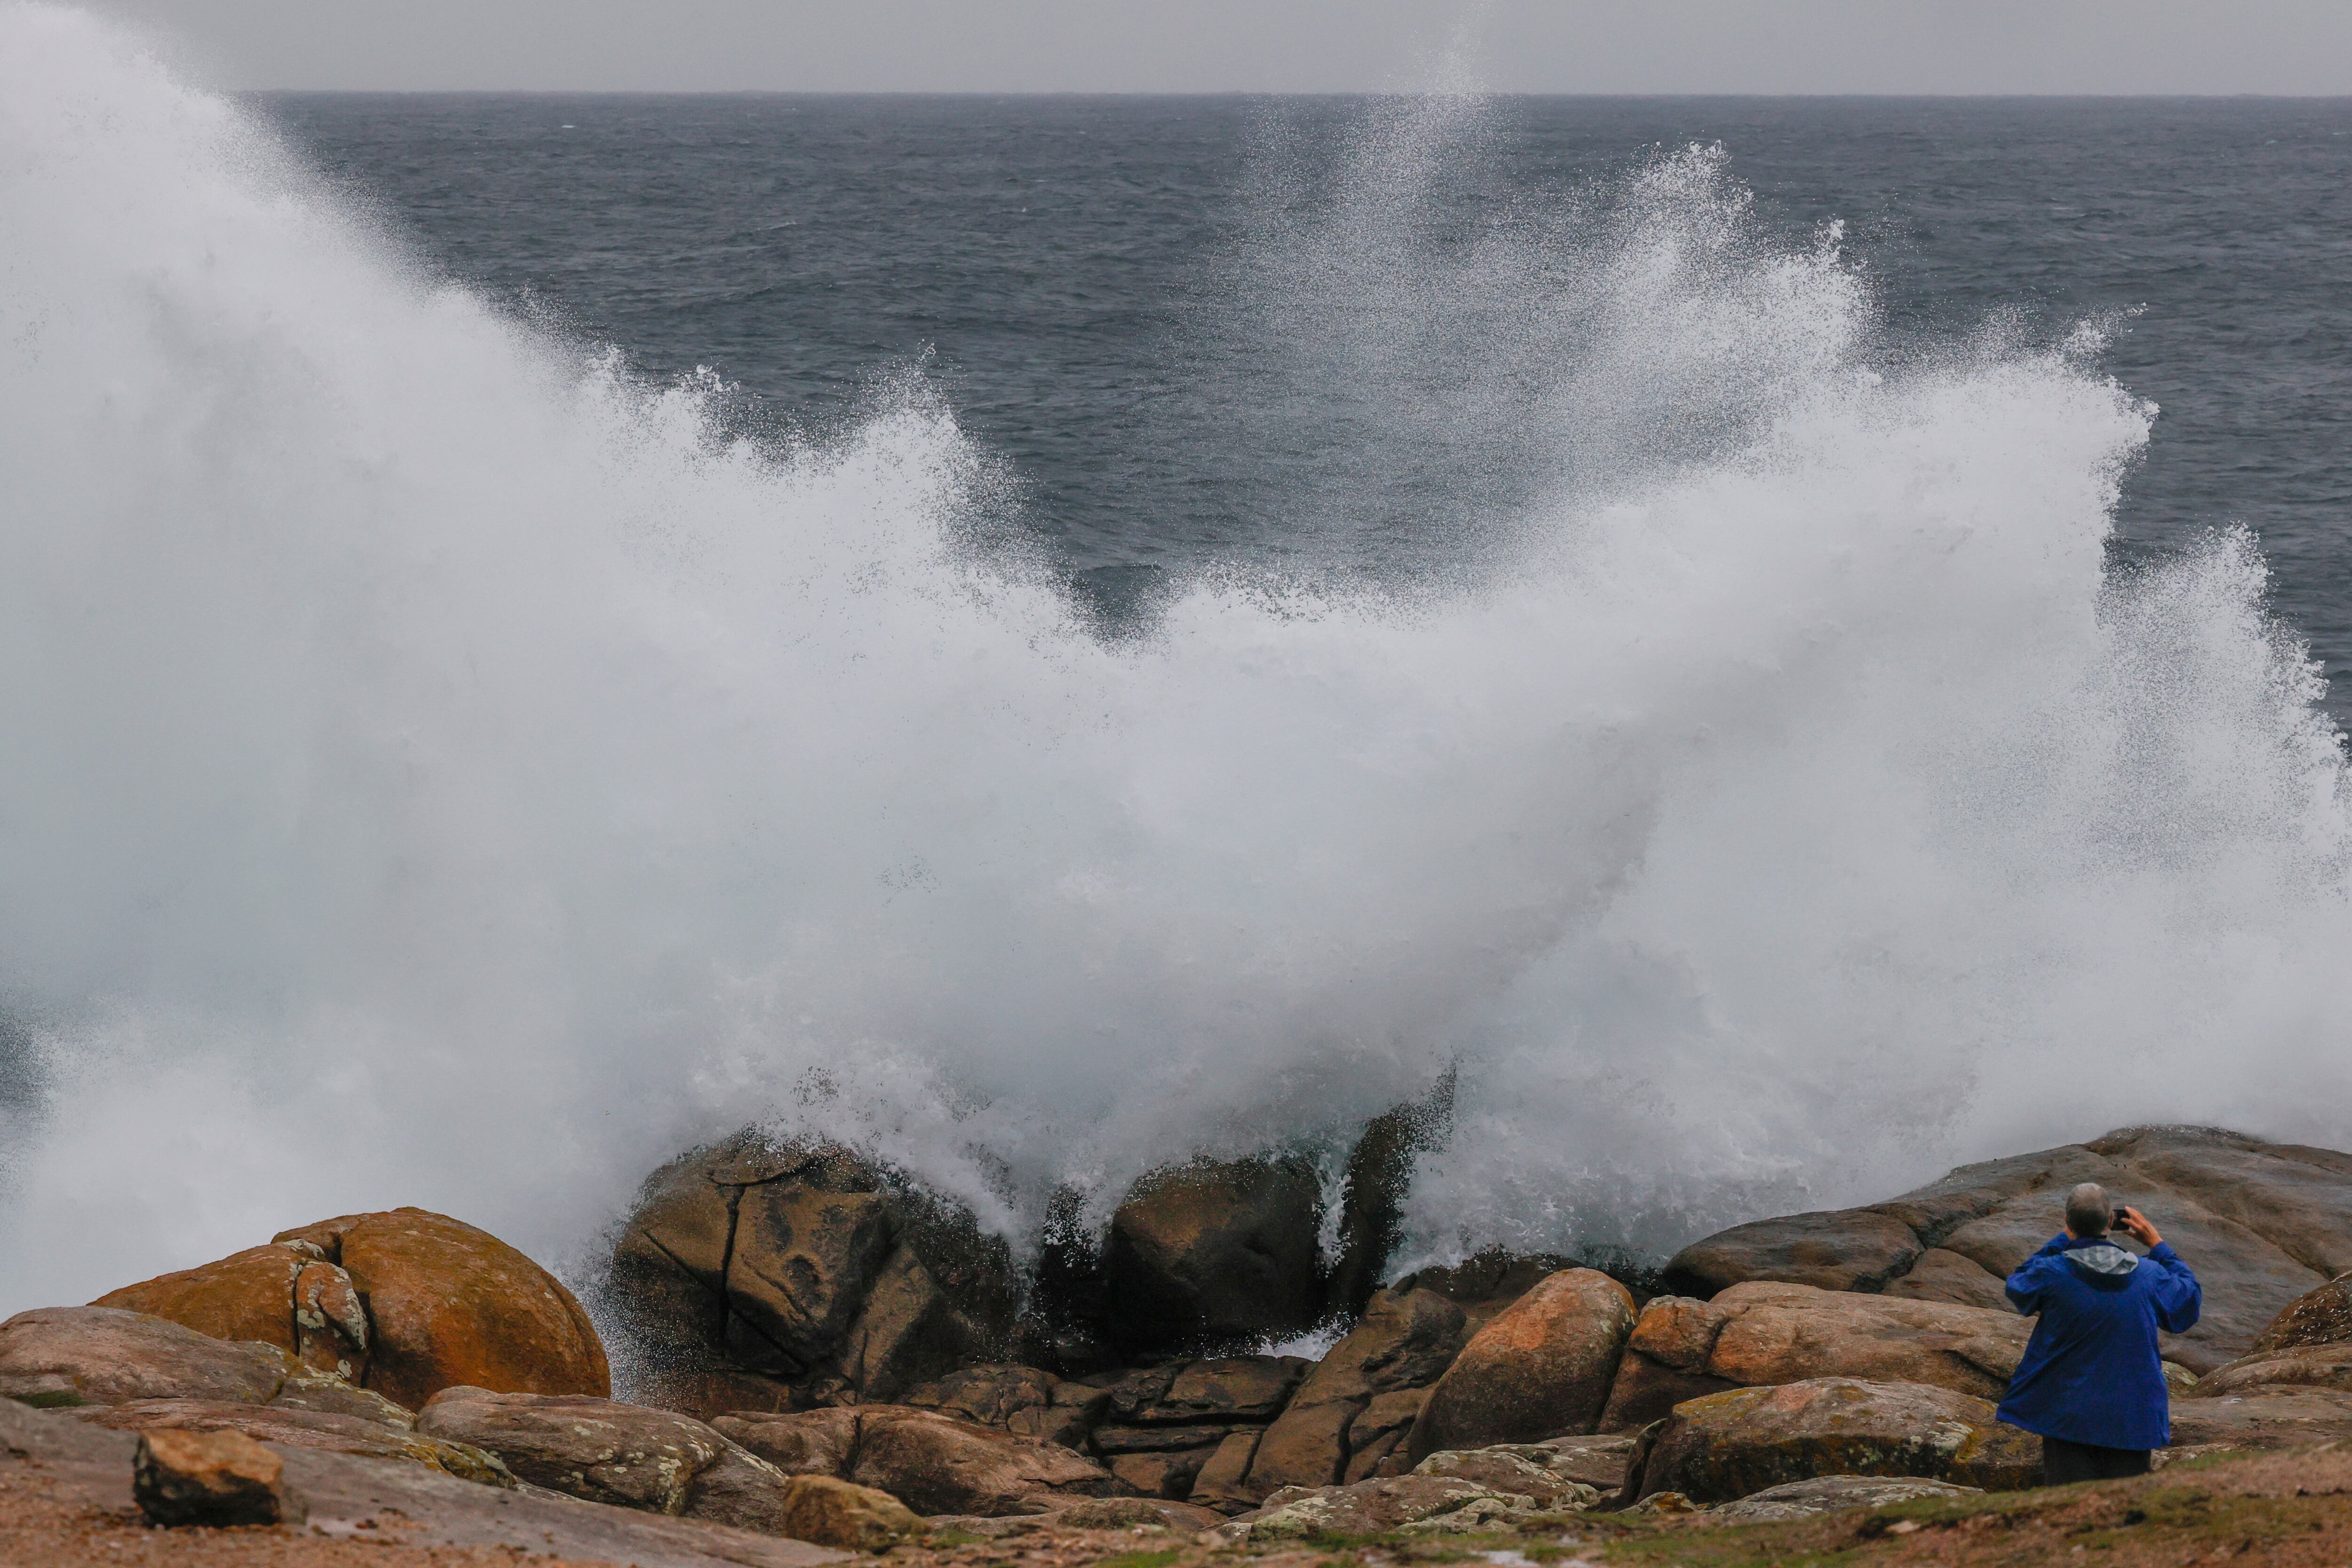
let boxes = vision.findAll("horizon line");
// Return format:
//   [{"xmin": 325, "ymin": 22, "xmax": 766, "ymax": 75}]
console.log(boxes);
[{"xmin": 240, "ymin": 88, "xmax": 2352, "ymax": 101}]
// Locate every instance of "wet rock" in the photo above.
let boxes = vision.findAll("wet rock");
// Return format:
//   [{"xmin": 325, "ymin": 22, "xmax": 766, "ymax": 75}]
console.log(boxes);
[
  {"xmin": 1707, "ymin": 1473, "xmax": 1981, "ymax": 1521},
  {"xmin": 2188, "ymin": 1341, "xmax": 2352, "ymax": 1398},
  {"xmin": 1092, "ymin": 1421, "xmax": 1244, "ymax": 1453},
  {"xmin": 1327, "ymin": 1081, "xmax": 1454, "ymax": 1318},
  {"xmin": 902, "ymin": 1363, "xmax": 1105, "ymax": 1447},
  {"xmin": 1664, "ymin": 1127, "xmax": 2352, "ymax": 1372},
  {"xmin": 1245, "ymin": 1280, "xmax": 1477, "ymax": 1491},
  {"xmin": 74, "ymin": 1398, "xmax": 512, "ymax": 1486},
  {"xmin": 606, "ymin": 1133, "xmax": 1018, "ymax": 1416},
  {"xmin": 1339, "ymin": 1388, "xmax": 1426, "ymax": 1481},
  {"xmin": 777, "ymin": 1474, "xmax": 927, "ymax": 1549},
  {"xmin": 1131, "ymin": 1355, "xmax": 1307, "ymax": 1424},
  {"xmin": 1406, "ymin": 1268, "xmax": 1635, "ymax": 1459},
  {"xmin": 1597, "ymin": 1281, "xmax": 2031, "ymax": 1432},
  {"xmin": 1104, "ymin": 1156, "xmax": 1325, "ymax": 1356},
  {"xmin": 716, "ymin": 1404, "xmax": 1118, "ymax": 1517},
  {"xmin": 269, "ymin": 1209, "xmax": 609, "ymax": 1412},
  {"xmin": 416, "ymin": 1386, "xmax": 793, "ymax": 1532},
  {"xmin": 1107, "ymin": 1446, "xmax": 1218, "ymax": 1499},
  {"xmin": 1185, "ymin": 1428, "xmax": 1265, "ymax": 1513},
  {"xmin": 134, "ymin": 1426, "xmax": 302, "ymax": 1527},
  {"xmin": 2164, "ymin": 1388, "xmax": 2352, "ymax": 1450},
  {"xmin": 1629, "ymin": 1377, "xmax": 2040, "ymax": 1503},
  {"xmin": 2252, "ymin": 1271, "xmax": 2352, "ymax": 1354}
]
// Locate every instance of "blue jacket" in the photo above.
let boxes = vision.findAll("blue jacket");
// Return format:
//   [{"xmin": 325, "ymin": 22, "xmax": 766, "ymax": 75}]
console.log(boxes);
[{"xmin": 1995, "ymin": 1233, "xmax": 2201, "ymax": 1451}]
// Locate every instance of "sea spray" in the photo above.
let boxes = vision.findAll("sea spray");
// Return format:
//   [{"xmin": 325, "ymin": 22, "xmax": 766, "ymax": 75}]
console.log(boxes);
[{"xmin": 2, "ymin": 6, "xmax": 2349, "ymax": 1319}]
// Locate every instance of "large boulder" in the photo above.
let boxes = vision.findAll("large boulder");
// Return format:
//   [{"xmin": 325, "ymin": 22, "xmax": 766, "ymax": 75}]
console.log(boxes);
[
  {"xmin": 1406, "ymin": 1269, "xmax": 1635, "ymax": 1460},
  {"xmin": 2187, "ymin": 1341, "xmax": 2352, "ymax": 1399},
  {"xmin": 2251, "ymin": 1271, "xmax": 2352, "ymax": 1354},
  {"xmin": 0, "ymin": 1305, "xmax": 398, "ymax": 1423},
  {"xmin": 1243, "ymin": 1254, "xmax": 1562, "ymax": 1495},
  {"xmin": 416, "ymin": 1386, "xmax": 795, "ymax": 1534},
  {"xmin": 715, "ymin": 1404, "xmax": 1118, "ymax": 1517},
  {"xmin": 1663, "ymin": 1127, "xmax": 2352, "ymax": 1371},
  {"xmin": 1104, "ymin": 1156, "xmax": 1325, "ymax": 1357},
  {"xmin": 93, "ymin": 1243, "xmax": 368, "ymax": 1380},
  {"xmin": 1597, "ymin": 1281, "xmax": 2031, "ymax": 1432},
  {"xmin": 98, "ymin": 1209, "xmax": 608, "ymax": 1412},
  {"xmin": 604, "ymin": 1134, "xmax": 1018, "ymax": 1417},
  {"xmin": 72, "ymin": 1398, "xmax": 513, "ymax": 1486},
  {"xmin": 1627, "ymin": 1377, "xmax": 2040, "ymax": 1503}
]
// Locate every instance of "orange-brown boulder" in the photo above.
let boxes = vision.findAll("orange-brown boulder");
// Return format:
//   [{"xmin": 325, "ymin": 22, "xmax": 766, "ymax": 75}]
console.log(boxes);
[
  {"xmin": 1627, "ymin": 1377, "xmax": 2039, "ymax": 1503},
  {"xmin": 95, "ymin": 1245, "xmax": 314, "ymax": 1358},
  {"xmin": 1404, "ymin": 1268, "xmax": 1636, "ymax": 1460},
  {"xmin": 1596, "ymin": 1280, "xmax": 2030, "ymax": 1432},
  {"xmin": 271, "ymin": 1209, "xmax": 608, "ymax": 1410}
]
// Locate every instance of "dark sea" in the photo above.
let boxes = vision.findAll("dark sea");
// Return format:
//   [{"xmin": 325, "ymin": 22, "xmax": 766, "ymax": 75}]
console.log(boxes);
[{"xmin": 260, "ymin": 95, "xmax": 2352, "ymax": 718}]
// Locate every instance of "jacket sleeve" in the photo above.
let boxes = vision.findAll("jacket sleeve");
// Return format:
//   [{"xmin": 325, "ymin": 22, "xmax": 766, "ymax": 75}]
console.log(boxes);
[
  {"xmin": 2143, "ymin": 1242, "xmax": 2202, "ymax": 1333},
  {"xmin": 2004, "ymin": 1234, "xmax": 2070, "ymax": 1314}
]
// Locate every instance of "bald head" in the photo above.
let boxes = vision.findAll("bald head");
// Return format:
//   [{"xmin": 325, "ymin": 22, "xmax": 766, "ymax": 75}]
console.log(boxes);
[{"xmin": 2066, "ymin": 1182, "xmax": 2113, "ymax": 1237}]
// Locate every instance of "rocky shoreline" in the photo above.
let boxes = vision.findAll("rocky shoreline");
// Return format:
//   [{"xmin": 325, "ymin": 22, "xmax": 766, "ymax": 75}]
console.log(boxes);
[{"xmin": 6, "ymin": 1121, "xmax": 2352, "ymax": 1564}]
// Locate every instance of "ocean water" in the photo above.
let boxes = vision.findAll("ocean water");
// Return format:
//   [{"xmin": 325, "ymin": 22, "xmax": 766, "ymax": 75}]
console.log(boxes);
[
  {"xmin": 4, "ymin": 7, "xmax": 2351, "ymax": 1317},
  {"xmin": 266, "ymin": 92, "xmax": 2352, "ymax": 703}
]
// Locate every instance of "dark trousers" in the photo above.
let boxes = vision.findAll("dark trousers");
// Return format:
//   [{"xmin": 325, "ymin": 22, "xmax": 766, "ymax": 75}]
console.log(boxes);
[{"xmin": 2042, "ymin": 1436, "xmax": 2153, "ymax": 1485}]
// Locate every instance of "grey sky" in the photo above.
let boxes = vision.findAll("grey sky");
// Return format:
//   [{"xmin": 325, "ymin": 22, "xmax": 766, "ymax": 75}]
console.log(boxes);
[{"xmin": 93, "ymin": 1, "xmax": 2352, "ymax": 94}]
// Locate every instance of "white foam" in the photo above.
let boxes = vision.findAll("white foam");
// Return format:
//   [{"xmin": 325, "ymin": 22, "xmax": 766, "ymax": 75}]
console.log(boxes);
[{"xmin": 1, "ymin": 7, "xmax": 2347, "ymax": 1315}]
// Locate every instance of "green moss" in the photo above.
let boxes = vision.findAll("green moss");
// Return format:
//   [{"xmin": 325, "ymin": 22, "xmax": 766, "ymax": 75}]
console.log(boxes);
[{"xmin": 9, "ymin": 1391, "xmax": 86, "ymax": 1409}]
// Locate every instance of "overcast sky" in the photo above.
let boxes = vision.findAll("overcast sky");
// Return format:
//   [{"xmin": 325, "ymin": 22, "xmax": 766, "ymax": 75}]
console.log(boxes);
[{"xmin": 90, "ymin": 0, "xmax": 2352, "ymax": 95}]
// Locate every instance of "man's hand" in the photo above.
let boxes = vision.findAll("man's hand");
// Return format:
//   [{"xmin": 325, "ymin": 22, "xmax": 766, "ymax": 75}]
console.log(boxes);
[{"xmin": 2114, "ymin": 1205, "xmax": 2161, "ymax": 1248}]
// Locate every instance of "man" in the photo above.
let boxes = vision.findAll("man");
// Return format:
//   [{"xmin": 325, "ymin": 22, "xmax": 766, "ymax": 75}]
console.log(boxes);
[{"xmin": 1995, "ymin": 1182, "xmax": 2201, "ymax": 1484}]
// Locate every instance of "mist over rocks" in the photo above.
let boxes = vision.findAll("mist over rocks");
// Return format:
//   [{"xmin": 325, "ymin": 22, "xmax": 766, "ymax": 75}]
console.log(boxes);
[
  {"xmin": 603, "ymin": 1132, "xmax": 1022, "ymax": 1418},
  {"xmin": 1102, "ymin": 1156, "xmax": 1327, "ymax": 1357}
]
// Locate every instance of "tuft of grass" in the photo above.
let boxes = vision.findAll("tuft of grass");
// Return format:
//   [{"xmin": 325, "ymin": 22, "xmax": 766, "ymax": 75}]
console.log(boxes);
[{"xmin": 1094, "ymin": 1550, "xmax": 1185, "ymax": 1568}]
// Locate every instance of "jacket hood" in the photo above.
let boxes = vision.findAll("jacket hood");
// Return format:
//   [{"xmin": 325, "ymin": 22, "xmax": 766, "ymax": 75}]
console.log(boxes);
[{"xmin": 2065, "ymin": 1240, "xmax": 2141, "ymax": 1277}]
